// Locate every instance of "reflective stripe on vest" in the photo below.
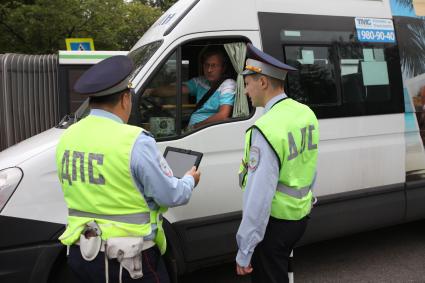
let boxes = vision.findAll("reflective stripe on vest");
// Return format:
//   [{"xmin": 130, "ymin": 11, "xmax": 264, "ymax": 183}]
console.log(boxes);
[
  {"xmin": 68, "ymin": 209, "xmax": 151, "ymax": 225},
  {"xmin": 276, "ymin": 183, "xmax": 311, "ymax": 199}
]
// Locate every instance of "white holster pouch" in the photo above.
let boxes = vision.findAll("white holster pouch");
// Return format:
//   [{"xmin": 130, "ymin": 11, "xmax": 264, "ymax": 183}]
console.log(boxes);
[
  {"xmin": 79, "ymin": 221, "xmax": 102, "ymax": 261},
  {"xmin": 106, "ymin": 237, "xmax": 144, "ymax": 279}
]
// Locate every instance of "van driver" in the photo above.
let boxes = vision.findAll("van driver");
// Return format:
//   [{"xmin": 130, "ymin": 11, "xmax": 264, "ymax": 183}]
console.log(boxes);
[{"xmin": 148, "ymin": 48, "xmax": 236, "ymax": 130}]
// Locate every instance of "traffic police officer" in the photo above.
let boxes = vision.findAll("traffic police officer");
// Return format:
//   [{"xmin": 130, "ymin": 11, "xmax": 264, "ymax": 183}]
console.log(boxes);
[
  {"xmin": 236, "ymin": 44, "xmax": 319, "ymax": 283},
  {"xmin": 56, "ymin": 55, "xmax": 200, "ymax": 283}
]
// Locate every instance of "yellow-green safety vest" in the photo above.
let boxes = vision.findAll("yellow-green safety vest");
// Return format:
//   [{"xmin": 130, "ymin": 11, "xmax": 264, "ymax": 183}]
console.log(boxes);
[
  {"xmin": 56, "ymin": 115, "xmax": 167, "ymax": 254},
  {"xmin": 239, "ymin": 98, "xmax": 319, "ymax": 220}
]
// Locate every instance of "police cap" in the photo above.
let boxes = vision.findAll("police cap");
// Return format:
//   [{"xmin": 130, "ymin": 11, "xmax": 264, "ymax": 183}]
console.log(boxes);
[
  {"xmin": 74, "ymin": 55, "xmax": 134, "ymax": 97},
  {"xmin": 241, "ymin": 43, "xmax": 297, "ymax": 81}
]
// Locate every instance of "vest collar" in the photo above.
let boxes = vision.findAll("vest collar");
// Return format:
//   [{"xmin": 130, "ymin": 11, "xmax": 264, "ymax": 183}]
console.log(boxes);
[
  {"xmin": 264, "ymin": 93, "xmax": 287, "ymax": 113},
  {"xmin": 90, "ymin": 109, "xmax": 123, "ymax": 124}
]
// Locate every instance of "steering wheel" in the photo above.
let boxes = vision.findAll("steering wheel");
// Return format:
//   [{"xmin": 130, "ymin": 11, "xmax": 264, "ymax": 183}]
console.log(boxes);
[
  {"xmin": 139, "ymin": 96, "xmax": 173, "ymax": 122},
  {"xmin": 140, "ymin": 96, "xmax": 162, "ymax": 110}
]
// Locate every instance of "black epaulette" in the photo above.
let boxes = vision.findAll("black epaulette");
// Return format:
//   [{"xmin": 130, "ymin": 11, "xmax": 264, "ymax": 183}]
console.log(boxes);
[{"xmin": 142, "ymin": 130, "xmax": 154, "ymax": 138}]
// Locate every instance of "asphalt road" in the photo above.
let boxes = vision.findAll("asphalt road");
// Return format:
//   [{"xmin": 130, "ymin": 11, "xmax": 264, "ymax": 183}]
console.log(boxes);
[{"xmin": 179, "ymin": 220, "xmax": 425, "ymax": 283}]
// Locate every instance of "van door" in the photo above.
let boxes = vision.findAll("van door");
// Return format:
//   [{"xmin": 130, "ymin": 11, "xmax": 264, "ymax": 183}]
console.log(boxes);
[{"xmin": 128, "ymin": 32, "xmax": 261, "ymax": 265}]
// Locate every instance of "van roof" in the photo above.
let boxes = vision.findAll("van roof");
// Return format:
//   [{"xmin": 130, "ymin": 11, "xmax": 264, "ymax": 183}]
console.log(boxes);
[{"xmin": 132, "ymin": 0, "xmax": 392, "ymax": 51}]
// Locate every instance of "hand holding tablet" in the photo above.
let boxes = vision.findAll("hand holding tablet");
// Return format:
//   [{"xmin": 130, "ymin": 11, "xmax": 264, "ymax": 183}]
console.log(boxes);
[
  {"xmin": 184, "ymin": 166, "xmax": 201, "ymax": 186},
  {"xmin": 163, "ymin": 146, "xmax": 202, "ymax": 185}
]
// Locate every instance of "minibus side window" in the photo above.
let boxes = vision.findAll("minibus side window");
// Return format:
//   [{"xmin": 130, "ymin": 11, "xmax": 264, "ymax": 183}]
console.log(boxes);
[
  {"xmin": 259, "ymin": 12, "xmax": 404, "ymax": 118},
  {"xmin": 339, "ymin": 45, "xmax": 391, "ymax": 104},
  {"xmin": 285, "ymin": 46, "xmax": 339, "ymax": 106}
]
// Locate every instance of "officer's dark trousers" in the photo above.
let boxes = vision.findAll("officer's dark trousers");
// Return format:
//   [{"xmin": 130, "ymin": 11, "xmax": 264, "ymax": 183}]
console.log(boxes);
[
  {"xmin": 251, "ymin": 216, "xmax": 308, "ymax": 283},
  {"xmin": 68, "ymin": 245, "xmax": 170, "ymax": 283}
]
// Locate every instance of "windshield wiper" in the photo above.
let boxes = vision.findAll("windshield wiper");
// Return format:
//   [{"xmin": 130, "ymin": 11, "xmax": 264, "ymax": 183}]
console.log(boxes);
[{"xmin": 56, "ymin": 114, "xmax": 76, "ymax": 129}]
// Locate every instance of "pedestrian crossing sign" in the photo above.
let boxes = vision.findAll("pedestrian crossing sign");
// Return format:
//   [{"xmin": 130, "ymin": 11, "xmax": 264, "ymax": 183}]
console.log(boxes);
[{"xmin": 65, "ymin": 38, "xmax": 95, "ymax": 51}]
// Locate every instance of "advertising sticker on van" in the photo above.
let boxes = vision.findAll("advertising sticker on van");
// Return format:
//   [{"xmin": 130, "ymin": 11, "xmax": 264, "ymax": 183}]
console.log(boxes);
[{"xmin": 355, "ymin": 17, "xmax": 396, "ymax": 43}]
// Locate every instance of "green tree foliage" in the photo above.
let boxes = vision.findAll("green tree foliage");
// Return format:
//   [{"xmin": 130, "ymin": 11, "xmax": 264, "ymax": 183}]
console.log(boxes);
[
  {"xmin": 137, "ymin": 0, "xmax": 177, "ymax": 11},
  {"xmin": 0, "ymin": 0, "xmax": 162, "ymax": 53}
]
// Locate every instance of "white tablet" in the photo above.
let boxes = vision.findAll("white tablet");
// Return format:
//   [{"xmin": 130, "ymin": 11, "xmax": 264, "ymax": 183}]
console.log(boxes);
[{"xmin": 163, "ymin": 146, "xmax": 203, "ymax": 178}]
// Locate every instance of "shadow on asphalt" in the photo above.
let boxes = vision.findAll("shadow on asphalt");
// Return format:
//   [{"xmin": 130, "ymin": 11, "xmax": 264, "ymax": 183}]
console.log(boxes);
[
  {"xmin": 179, "ymin": 220, "xmax": 425, "ymax": 282},
  {"xmin": 179, "ymin": 262, "xmax": 251, "ymax": 283}
]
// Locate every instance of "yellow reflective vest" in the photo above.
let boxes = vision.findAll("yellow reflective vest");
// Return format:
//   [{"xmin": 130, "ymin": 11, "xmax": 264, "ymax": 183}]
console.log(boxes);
[
  {"xmin": 56, "ymin": 115, "xmax": 167, "ymax": 254},
  {"xmin": 239, "ymin": 98, "xmax": 319, "ymax": 220}
]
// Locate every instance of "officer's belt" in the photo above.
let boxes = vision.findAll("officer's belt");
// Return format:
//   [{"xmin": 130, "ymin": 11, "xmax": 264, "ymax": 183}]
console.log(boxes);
[
  {"xmin": 68, "ymin": 209, "xmax": 151, "ymax": 225},
  {"xmin": 75, "ymin": 239, "xmax": 156, "ymax": 252},
  {"xmin": 276, "ymin": 183, "xmax": 311, "ymax": 199}
]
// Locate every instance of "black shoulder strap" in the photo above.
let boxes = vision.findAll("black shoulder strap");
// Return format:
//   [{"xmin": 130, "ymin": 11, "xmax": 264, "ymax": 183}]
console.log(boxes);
[
  {"xmin": 192, "ymin": 77, "xmax": 227, "ymax": 114},
  {"xmin": 270, "ymin": 97, "xmax": 288, "ymax": 110}
]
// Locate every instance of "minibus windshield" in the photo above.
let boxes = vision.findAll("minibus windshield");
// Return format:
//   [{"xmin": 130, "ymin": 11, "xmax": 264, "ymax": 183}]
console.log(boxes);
[{"xmin": 128, "ymin": 40, "xmax": 163, "ymax": 82}]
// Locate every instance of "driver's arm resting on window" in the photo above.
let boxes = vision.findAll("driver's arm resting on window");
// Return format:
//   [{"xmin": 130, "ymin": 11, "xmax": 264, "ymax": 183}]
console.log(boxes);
[
  {"xmin": 185, "ymin": 77, "xmax": 236, "ymax": 129},
  {"xmin": 192, "ymin": 105, "xmax": 232, "ymax": 129}
]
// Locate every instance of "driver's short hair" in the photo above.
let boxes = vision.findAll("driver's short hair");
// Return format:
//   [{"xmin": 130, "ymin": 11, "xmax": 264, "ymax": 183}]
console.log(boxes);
[{"xmin": 201, "ymin": 47, "xmax": 228, "ymax": 67}]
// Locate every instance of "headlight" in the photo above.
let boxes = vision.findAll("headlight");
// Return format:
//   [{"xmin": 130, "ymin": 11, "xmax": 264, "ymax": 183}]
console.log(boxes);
[{"xmin": 0, "ymin": 167, "xmax": 23, "ymax": 212}]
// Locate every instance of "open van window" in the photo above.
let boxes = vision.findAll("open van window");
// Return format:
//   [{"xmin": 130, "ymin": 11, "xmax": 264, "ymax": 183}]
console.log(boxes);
[{"xmin": 131, "ymin": 39, "xmax": 252, "ymax": 139}]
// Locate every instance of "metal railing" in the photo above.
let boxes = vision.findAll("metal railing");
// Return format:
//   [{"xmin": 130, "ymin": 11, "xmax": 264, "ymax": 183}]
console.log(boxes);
[{"xmin": 0, "ymin": 53, "xmax": 59, "ymax": 151}]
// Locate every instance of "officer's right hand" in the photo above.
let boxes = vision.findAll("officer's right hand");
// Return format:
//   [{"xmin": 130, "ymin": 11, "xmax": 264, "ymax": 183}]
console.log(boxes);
[
  {"xmin": 236, "ymin": 263, "xmax": 253, "ymax": 276},
  {"xmin": 185, "ymin": 166, "xmax": 201, "ymax": 187}
]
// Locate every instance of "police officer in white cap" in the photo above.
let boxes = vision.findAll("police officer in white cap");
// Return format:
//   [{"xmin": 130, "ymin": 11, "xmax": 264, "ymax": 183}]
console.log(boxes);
[
  {"xmin": 56, "ymin": 55, "xmax": 200, "ymax": 283},
  {"xmin": 236, "ymin": 44, "xmax": 319, "ymax": 283}
]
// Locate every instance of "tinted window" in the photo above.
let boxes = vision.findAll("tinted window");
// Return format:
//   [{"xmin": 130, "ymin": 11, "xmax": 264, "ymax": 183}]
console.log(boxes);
[
  {"xmin": 259, "ymin": 13, "xmax": 404, "ymax": 119},
  {"xmin": 285, "ymin": 45, "xmax": 339, "ymax": 106}
]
